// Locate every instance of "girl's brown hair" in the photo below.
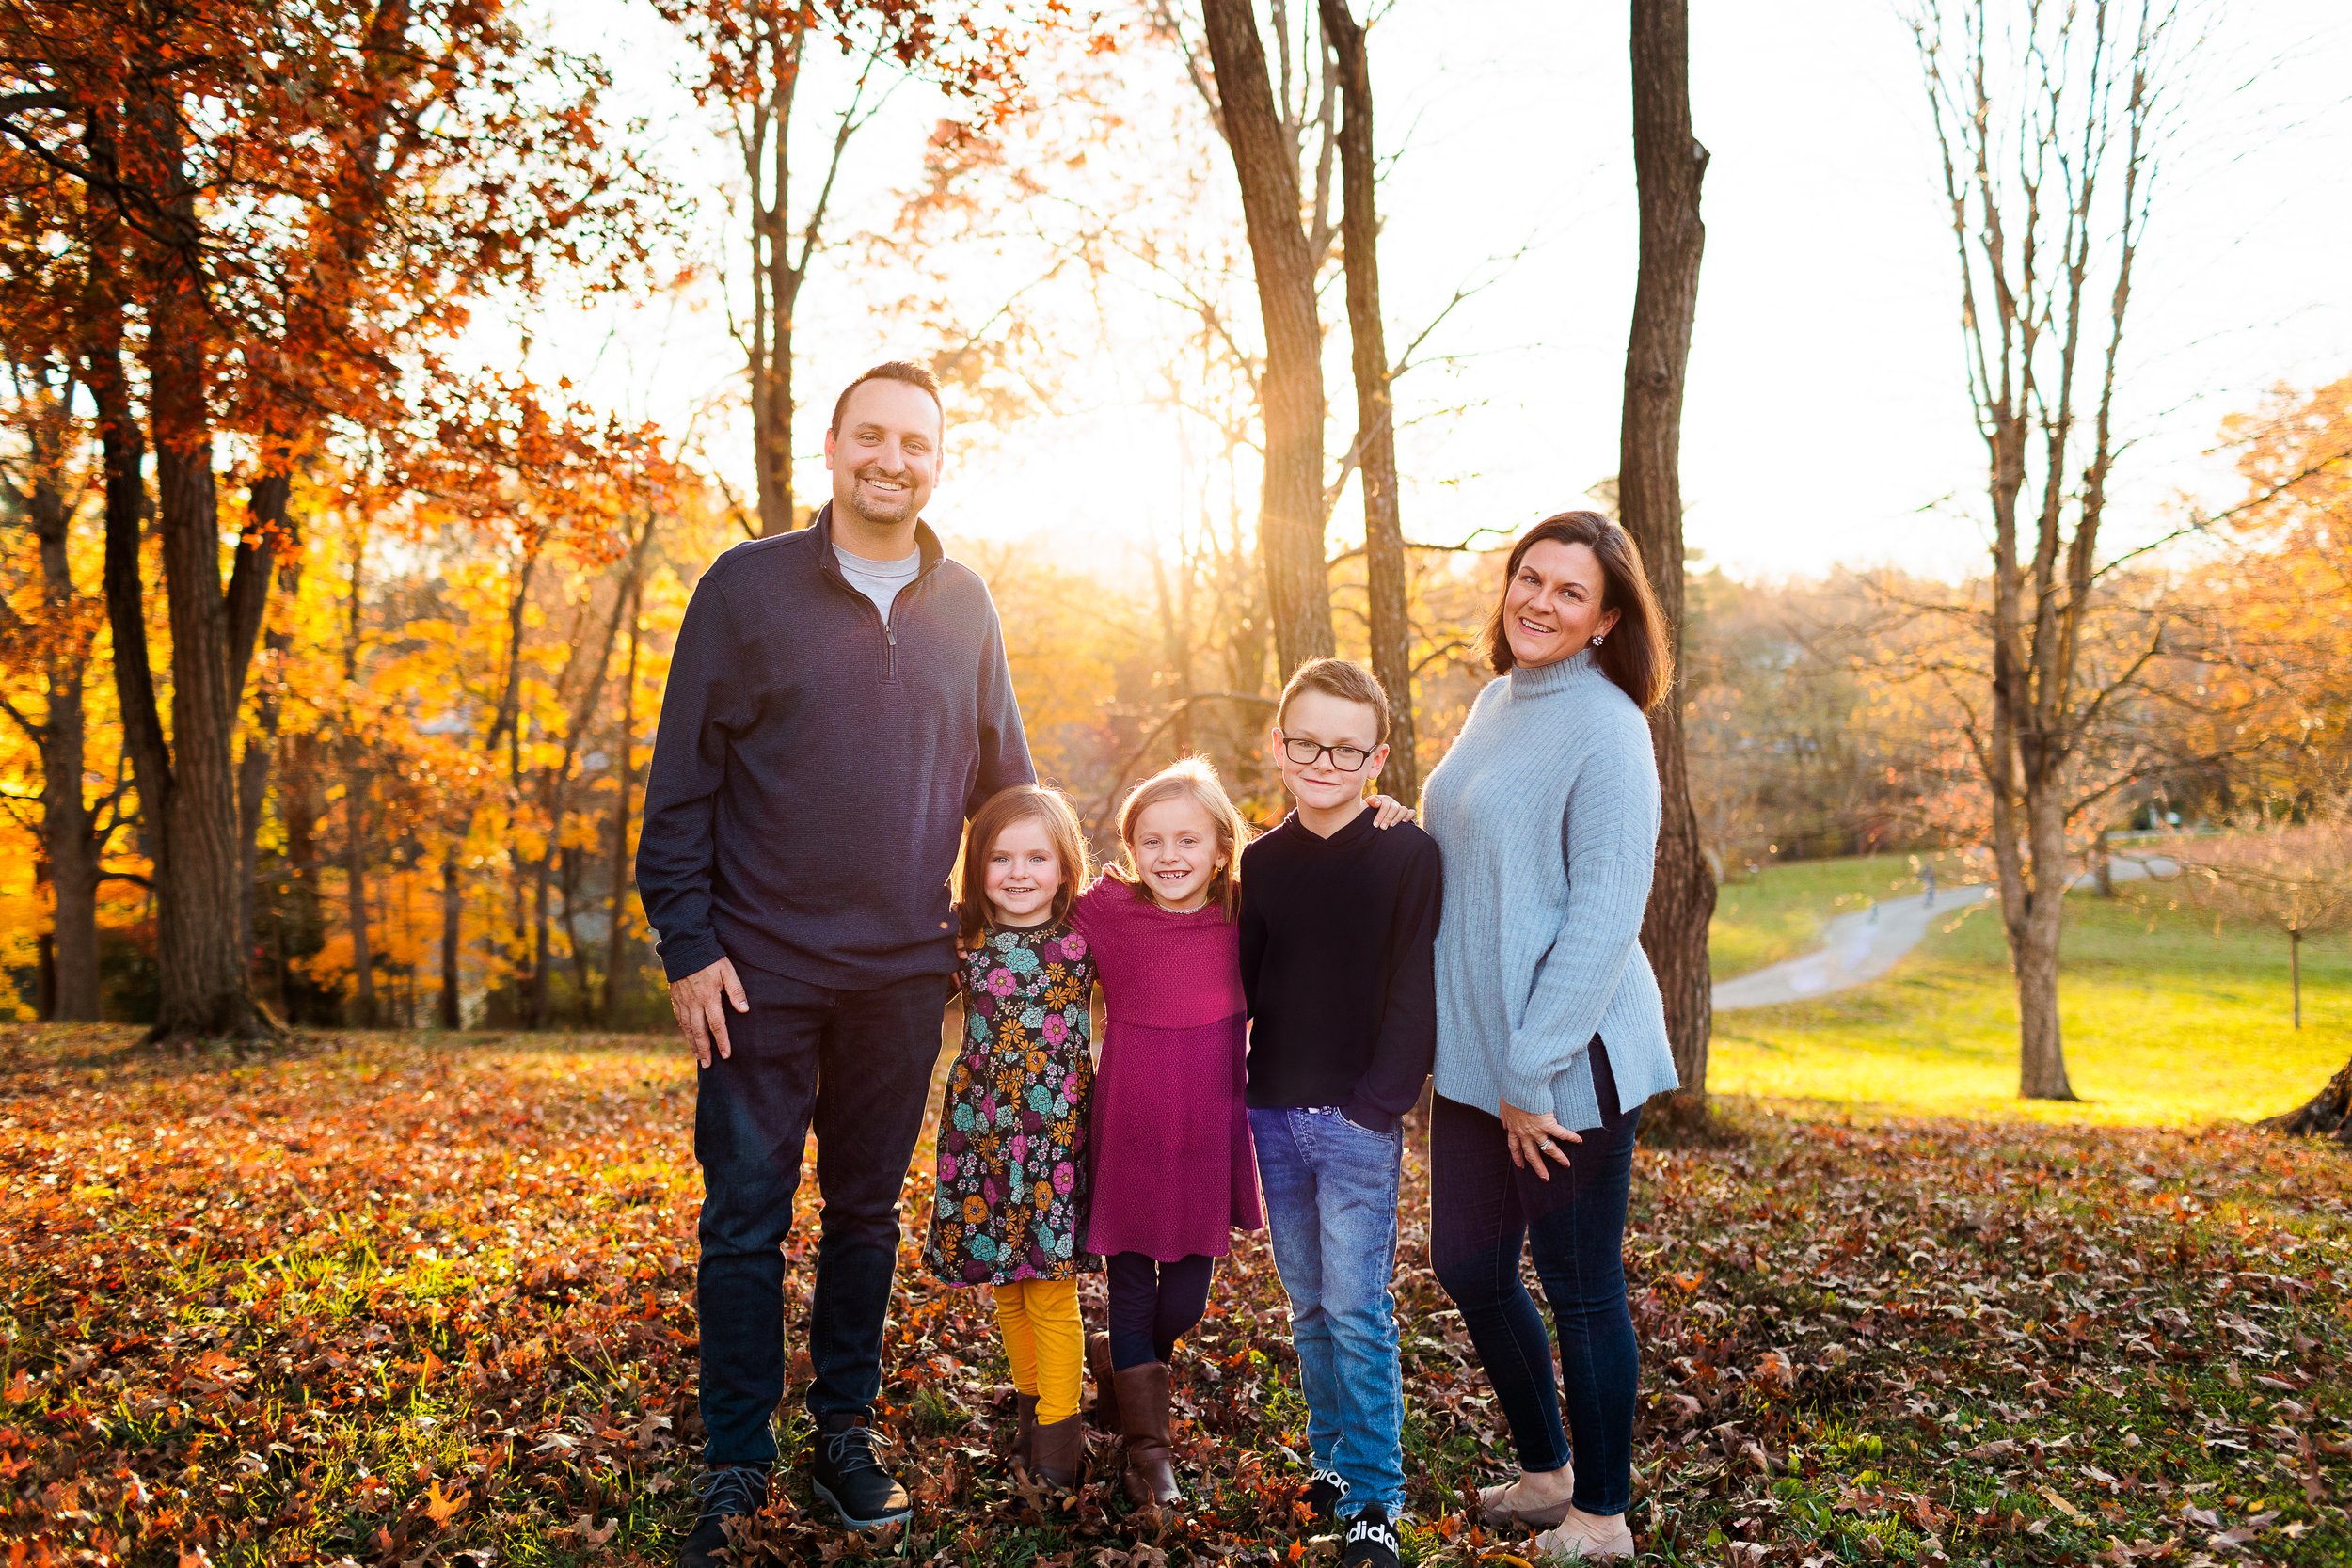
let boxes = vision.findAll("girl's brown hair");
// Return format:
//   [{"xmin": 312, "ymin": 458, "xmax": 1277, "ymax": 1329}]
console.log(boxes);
[
  {"xmin": 953, "ymin": 785, "xmax": 1091, "ymax": 948},
  {"xmin": 1478, "ymin": 509, "xmax": 1673, "ymax": 712},
  {"xmin": 1108, "ymin": 757, "xmax": 1248, "ymax": 921}
]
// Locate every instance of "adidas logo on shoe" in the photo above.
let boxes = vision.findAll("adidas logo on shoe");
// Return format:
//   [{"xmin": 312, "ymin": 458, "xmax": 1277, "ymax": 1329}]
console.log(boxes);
[{"xmin": 1341, "ymin": 1503, "xmax": 1401, "ymax": 1568}]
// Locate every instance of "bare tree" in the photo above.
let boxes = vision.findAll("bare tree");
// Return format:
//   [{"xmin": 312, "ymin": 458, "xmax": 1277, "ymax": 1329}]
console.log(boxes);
[
  {"xmin": 655, "ymin": 3, "xmax": 893, "ymax": 537},
  {"xmin": 1909, "ymin": 0, "xmax": 2184, "ymax": 1100},
  {"xmin": 1199, "ymin": 0, "xmax": 1337, "ymax": 674},
  {"xmin": 655, "ymin": 4, "xmax": 1029, "ymax": 538},
  {"xmin": 2176, "ymin": 813, "xmax": 2352, "ymax": 1031},
  {"xmin": 339, "ymin": 513, "xmax": 376, "ymax": 1027},
  {"xmin": 1621, "ymin": 0, "xmax": 1713, "ymax": 1118},
  {"xmin": 1317, "ymin": 0, "xmax": 1417, "ymax": 800}
]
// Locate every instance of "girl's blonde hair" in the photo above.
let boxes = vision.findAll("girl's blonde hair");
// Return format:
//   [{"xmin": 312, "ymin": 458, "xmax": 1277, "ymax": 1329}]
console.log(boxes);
[
  {"xmin": 1109, "ymin": 756, "xmax": 1248, "ymax": 921},
  {"xmin": 954, "ymin": 785, "xmax": 1091, "ymax": 948}
]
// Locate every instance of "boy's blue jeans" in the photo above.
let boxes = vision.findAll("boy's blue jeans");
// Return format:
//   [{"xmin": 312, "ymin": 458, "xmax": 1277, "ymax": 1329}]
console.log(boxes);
[{"xmin": 1248, "ymin": 1104, "xmax": 1407, "ymax": 1518}]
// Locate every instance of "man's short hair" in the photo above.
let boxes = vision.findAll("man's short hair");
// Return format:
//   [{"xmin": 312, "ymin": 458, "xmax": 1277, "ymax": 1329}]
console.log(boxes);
[
  {"xmin": 1276, "ymin": 657, "xmax": 1391, "ymax": 744},
  {"xmin": 830, "ymin": 360, "xmax": 945, "ymax": 436}
]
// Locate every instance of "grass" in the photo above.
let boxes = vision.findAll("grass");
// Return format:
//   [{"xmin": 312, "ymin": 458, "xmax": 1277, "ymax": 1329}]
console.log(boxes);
[
  {"xmin": 1709, "ymin": 850, "xmax": 1975, "ymax": 979},
  {"xmin": 3, "ymin": 1026, "xmax": 2348, "ymax": 1566},
  {"xmin": 1712, "ymin": 875, "xmax": 2352, "ymax": 1126}
]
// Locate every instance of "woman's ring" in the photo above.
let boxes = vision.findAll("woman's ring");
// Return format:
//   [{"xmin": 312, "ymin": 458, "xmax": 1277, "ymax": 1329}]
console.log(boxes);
[{"xmin": 1539, "ymin": 1137, "xmax": 1558, "ymax": 1152}]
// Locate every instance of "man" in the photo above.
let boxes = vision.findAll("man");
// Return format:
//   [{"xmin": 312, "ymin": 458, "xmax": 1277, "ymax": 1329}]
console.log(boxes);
[{"xmin": 635, "ymin": 361, "xmax": 1032, "ymax": 1561}]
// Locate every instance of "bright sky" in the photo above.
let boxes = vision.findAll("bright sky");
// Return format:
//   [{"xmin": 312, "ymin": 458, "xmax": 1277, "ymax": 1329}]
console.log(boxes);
[{"xmin": 516, "ymin": 1, "xmax": 2352, "ymax": 586}]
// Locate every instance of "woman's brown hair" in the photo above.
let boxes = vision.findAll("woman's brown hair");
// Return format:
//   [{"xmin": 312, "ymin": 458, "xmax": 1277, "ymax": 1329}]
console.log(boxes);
[
  {"xmin": 953, "ymin": 785, "xmax": 1091, "ymax": 948},
  {"xmin": 1477, "ymin": 509, "xmax": 1673, "ymax": 712},
  {"xmin": 1107, "ymin": 757, "xmax": 1248, "ymax": 921}
]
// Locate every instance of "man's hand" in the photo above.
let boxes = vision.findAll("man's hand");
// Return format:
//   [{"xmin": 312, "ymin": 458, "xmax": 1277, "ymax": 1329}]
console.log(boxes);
[{"xmin": 670, "ymin": 957, "xmax": 749, "ymax": 1068}]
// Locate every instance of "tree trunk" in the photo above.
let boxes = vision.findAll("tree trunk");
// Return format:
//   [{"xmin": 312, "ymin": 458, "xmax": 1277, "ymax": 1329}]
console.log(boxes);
[
  {"xmin": 1151, "ymin": 547, "xmax": 1197, "ymax": 753},
  {"xmin": 603, "ymin": 578, "xmax": 642, "ymax": 1024},
  {"xmin": 128, "ymin": 72, "xmax": 275, "ymax": 1042},
  {"xmin": 1200, "ymin": 0, "xmax": 1335, "ymax": 678},
  {"xmin": 438, "ymin": 843, "xmax": 463, "ymax": 1030},
  {"xmin": 344, "ymin": 768, "xmax": 375, "ymax": 1026},
  {"xmin": 20, "ymin": 396, "xmax": 103, "ymax": 1022},
  {"xmin": 237, "ymin": 475, "xmax": 300, "ymax": 985},
  {"xmin": 528, "ymin": 847, "xmax": 553, "ymax": 1027},
  {"xmin": 2290, "ymin": 927, "xmax": 2302, "ymax": 1030},
  {"xmin": 278, "ymin": 733, "xmax": 324, "ymax": 1020},
  {"xmin": 2267, "ymin": 1053, "xmax": 2352, "ymax": 1146},
  {"xmin": 747, "ymin": 21, "xmax": 805, "ymax": 538},
  {"xmin": 87, "ymin": 269, "xmax": 170, "ymax": 887},
  {"xmin": 559, "ymin": 845, "xmax": 593, "ymax": 1020},
  {"xmin": 2004, "ymin": 786, "xmax": 2077, "ymax": 1100},
  {"xmin": 236, "ymin": 477, "xmax": 295, "ymax": 977},
  {"xmin": 1319, "ymin": 0, "xmax": 1418, "ymax": 803},
  {"xmin": 46, "ymin": 814, "xmax": 101, "ymax": 1022},
  {"xmin": 508, "ymin": 854, "xmax": 529, "ymax": 1024},
  {"xmin": 1621, "ymin": 0, "xmax": 1715, "ymax": 1117}
]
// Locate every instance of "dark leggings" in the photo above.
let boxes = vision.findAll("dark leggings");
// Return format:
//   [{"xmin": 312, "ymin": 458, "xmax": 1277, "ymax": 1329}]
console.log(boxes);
[
  {"xmin": 1104, "ymin": 1251, "xmax": 1216, "ymax": 1370},
  {"xmin": 1429, "ymin": 1037, "xmax": 1642, "ymax": 1517}
]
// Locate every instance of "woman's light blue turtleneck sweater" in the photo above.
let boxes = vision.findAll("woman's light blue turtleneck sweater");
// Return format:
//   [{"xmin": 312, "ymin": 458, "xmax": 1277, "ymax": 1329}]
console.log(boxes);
[{"xmin": 1421, "ymin": 649, "xmax": 1680, "ymax": 1132}]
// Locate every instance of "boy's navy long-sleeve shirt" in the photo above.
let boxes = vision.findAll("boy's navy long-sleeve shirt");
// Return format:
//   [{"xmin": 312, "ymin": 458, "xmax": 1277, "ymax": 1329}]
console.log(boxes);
[
  {"xmin": 1238, "ymin": 810, "xmax": 1442, "ymax": 1132},
  {"xmin": 634, "ymin": 505, "xmax": 1033, "ymax": 989}
]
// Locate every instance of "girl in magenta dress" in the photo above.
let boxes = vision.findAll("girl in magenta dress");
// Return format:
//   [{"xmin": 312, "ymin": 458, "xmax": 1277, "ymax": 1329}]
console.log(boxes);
[{"xmin": 1073, "ymin": 757, "xmax": 1262, "ymax": 1506}]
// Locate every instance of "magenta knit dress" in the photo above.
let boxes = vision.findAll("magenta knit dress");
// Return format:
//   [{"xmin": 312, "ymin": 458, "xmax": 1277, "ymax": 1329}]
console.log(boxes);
[{"xmin": 1073, "ymin": 879, "xmax": 1263, "ymax": 1259}]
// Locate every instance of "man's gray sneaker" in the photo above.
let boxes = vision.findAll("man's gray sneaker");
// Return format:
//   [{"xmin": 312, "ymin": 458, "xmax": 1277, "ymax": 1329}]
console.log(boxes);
[
  {"xmin": 809, "ymin": 1418, "xmax": 913, "ymax": 1529},
  {"xmin": 675, "ymin": 1465, "xmax": 769, "ymax": 1568}
]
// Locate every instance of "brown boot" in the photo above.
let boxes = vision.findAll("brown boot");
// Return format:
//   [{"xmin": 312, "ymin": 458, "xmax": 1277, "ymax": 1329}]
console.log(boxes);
[
  {"xmin": 1113, "ymin": 1361, "xmax": 1180, "ymax": 1507},
  {"xmin": 1087, "ymin": 1333, "xmax": 1122, "ymax": 1431},
  {"xmin": 1030, "ymin": 1411, "xmax": 1085, "ymax": 1493},
  {"xmin": 1012, "ymin": 1391, "xmax": 1039, "ymax": 1475}
]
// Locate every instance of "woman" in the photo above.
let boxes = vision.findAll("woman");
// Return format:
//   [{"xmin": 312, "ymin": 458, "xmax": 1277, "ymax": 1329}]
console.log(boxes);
[{"xmin": 1418, "ymin": 510, "xmax": 1681, "ymax": 1560}]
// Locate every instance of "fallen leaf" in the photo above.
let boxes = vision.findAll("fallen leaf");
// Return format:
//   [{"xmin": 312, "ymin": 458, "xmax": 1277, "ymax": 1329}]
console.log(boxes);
[{"xmin": 424, "ymin": 1478, "xmax": 470, "ymax": 1528}]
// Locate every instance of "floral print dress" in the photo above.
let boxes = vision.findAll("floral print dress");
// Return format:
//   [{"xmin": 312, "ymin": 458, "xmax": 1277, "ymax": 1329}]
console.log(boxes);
[{"xmin": 925, "ymin": 921, "xmax": 1099, "ymax": 1286}]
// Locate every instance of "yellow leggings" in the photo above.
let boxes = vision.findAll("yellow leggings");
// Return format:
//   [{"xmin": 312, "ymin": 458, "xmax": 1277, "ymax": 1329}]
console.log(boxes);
[{"xmin": 992, "ymin": 1277, "xmax": 1083, "ymax": 1425}]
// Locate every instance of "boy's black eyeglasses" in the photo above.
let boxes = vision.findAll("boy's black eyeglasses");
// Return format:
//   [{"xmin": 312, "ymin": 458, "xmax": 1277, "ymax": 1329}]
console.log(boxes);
[{"xmin": 1279, "ymin": 736, "xmax": 1375, "ymax": 772}]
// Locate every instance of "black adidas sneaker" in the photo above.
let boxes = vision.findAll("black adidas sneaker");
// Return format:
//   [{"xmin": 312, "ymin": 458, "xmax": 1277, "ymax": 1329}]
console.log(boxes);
[
  {"xmin": 1341, "ymin": 1502, "xmax": 1402, "ymax": 1568},
  {"xmin": 1306, "ymin": 1465, "xmax": 1350, "ymax": 1522}
]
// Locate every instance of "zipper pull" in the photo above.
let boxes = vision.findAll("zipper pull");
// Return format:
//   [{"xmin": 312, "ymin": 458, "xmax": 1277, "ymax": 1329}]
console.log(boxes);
[{"xmin": 885, "ymin": 626, "xmax": 898, "ymax": 646}]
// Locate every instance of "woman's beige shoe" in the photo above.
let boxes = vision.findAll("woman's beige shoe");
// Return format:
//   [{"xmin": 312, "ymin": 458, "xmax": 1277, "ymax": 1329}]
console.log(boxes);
[
  {"xmin": 1477, "ymin": 1466, "xmax": 1575, "ymax": 1529},
  {"xmin": 1534, "ymin": 1507, "xmax": 1636, "ymax": 1560}
]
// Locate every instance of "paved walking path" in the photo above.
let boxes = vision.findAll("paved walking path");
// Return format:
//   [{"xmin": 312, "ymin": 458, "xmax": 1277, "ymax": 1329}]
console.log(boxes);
[{"xmin": 1712, "ymin": 857, "xmax": 2177, "ymax": 1011}]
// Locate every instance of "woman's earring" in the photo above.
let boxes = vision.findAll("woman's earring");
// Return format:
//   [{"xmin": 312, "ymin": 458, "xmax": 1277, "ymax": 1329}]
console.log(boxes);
[{"xmin": 1590, "ymin": 634, "xmax": 1606, "ymax": 647}]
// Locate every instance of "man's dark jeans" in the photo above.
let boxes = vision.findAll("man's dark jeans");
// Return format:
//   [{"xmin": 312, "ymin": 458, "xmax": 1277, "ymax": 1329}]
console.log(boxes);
[
  {"xmin": 694, "ymin": 961, "xmax": 946, "ymax": 1467},
  {"xmin": 1429, "ymin": 1037, "xmax": 1642, "ymax": 1516}
]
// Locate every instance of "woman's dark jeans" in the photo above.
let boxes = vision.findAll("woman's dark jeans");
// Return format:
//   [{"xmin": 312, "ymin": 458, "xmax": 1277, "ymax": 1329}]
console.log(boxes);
[
  {"xmin": 1429, "ymin": 1037, "xmax": 1641, "ymax": 1516},
  {"xmin": 1104, "ymin": 1251, "xmax": 1216, "ymax": 1370}
]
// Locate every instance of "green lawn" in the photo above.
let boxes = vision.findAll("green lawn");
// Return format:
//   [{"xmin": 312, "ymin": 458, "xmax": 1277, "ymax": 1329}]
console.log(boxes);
[
  {"xmin": 1711, "ymin": 876, "xmax": 2351, "ymax": 1126},
  {"xmin": 1708, "ymin": 850, "xmax": 1975, "ymax": 978}
]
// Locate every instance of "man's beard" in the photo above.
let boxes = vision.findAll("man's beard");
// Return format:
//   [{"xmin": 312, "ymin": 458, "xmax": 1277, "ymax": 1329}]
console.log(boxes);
[{"xmin": 845, "ymin": 468, "xmax": 918, "ymax": 527}]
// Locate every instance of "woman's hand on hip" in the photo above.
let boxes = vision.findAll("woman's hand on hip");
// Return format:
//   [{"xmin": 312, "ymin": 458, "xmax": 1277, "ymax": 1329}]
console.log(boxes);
[{"xmin": 1498, "ymin": 1099, "xmax": 1581, "ymax": 1180}]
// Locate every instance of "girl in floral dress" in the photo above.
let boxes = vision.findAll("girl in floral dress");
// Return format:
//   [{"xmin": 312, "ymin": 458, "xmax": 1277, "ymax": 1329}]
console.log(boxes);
[{"xmin": 924, "ymin": 785, "xmax": 1098, "ymax": 1493}]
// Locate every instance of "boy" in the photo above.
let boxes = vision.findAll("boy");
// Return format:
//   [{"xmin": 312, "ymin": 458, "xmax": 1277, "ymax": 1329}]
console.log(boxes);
[{"xmin": 1239, "ymin": 657, "xmax": 1441, "ymax": 1568}]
